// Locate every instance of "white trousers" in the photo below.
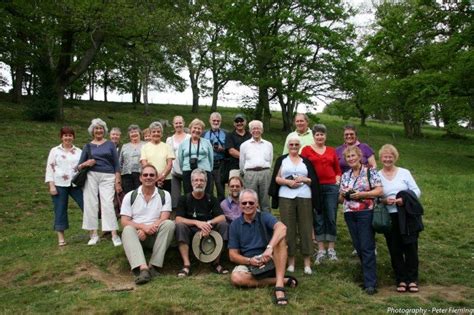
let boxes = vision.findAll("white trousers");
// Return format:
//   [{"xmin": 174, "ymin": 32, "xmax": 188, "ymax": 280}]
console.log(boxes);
[{"xmin": 82, "ymin": 171, "xmax": 118, "ymax": 231}]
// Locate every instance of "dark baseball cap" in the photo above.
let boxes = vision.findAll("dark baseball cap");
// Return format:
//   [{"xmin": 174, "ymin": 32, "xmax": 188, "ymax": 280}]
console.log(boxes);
[{"xmin": 234, "ymin": 114, "xmax": 246, "ymax": 122}]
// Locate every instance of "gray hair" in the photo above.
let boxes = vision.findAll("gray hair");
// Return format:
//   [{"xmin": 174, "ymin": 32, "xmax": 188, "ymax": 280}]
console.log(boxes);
[
  {"xmin": 210, "ymin": 112, "xmax": 222, "ymax": 120},
  {"xmin": 294, "ymin": 113, "xmax": 309, "ymax": 122},
  {"xmin": 239, "ymin": 188, "xmax": 258, "ymax": 203},
  {"xmin": 248, "ymin": 120, "xmax": 263, "ymax": 131},
  {"xmin": 127, "ymin": 124, "xmax": 141, "ymax": 133},
  {"xmin": 110, "ymin": 127, "xmax": 121, "ymax": 135},
  {"xmin": 287, "ymin": 135, "xmax": 301, "ymax": 144},
  {"xmin": 191, "ymin": 168, "xmax": 207, "ymax": 182},
  {"xmin": 88, "ymin": 118, "xmax": 108, "ymax": 137},
  {"xmin": 312, "ymin": 124, "xmax": 327, "ymax": 134},
  {"xmin": 149, "ymin": 121, "xmax": 163, "ymax": 131}
]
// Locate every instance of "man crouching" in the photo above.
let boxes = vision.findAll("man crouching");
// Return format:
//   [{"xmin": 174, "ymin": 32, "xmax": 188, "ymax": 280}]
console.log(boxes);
[
  {"xmin": 228, "ymin": 189, "xmax": 297, "ymax": 306},
  {"xmin": 120, "ymin": 164, "xmax": 175, "ymax": 285}
]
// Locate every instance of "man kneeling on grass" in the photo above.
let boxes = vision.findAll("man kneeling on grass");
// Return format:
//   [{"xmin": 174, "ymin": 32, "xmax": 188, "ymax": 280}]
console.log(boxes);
[
  {"xmin": 228, "ymin": 189, "xmax": 298, "ymax": 306},
  {"xmin": 120, "ymin": 164, "xmax": 175, "ymax": 285}
]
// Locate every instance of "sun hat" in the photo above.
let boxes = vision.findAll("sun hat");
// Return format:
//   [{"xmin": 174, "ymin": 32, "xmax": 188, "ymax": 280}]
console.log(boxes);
[{"xmin": 191, "ymin": 230, "xmax": 224, "ymax": 263}]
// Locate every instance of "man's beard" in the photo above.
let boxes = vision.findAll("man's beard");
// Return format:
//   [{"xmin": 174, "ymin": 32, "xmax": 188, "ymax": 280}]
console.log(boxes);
[
  {"xmin": 231, "ymin": 191, "xmax": 240, "ymax": 198},
  {"xmin": 193, "ymin": 187, "xmax": 205, "ymax": 193}
]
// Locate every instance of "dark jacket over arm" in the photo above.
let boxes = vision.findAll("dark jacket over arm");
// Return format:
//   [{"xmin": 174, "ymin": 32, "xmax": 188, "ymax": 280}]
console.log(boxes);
[
  {"xmin": 268, "ymin": 154, "xmax": 323, "ymax": 213},
  {"xmin": 396, "ymin": 189, "xmax": 424, "ymax": 244}
]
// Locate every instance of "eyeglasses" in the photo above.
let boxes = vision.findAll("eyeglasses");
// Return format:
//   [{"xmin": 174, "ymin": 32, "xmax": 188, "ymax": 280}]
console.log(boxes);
[
  {"xmin": 241, "ymin": 201, "xmax": 255, "ymax": 206},
  {"xmin": 344, "ymin": 133, "xmax": 355, "ymax": 137},
  {"xmin": 288, "ymin": 143, "xmax": 300, "ymax": 147},
  {"xmin": 142, "ymin": 173, "xmax": 156, "ymax": 178},
  {"xmin": 234, "ymin": 119, "xmax": 244, "ymax": 123}
]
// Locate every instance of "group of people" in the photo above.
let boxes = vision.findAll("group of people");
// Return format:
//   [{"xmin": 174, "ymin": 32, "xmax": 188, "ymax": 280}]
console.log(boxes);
[{"xmin": 45, "ymin": 113, "xmax": 423, "ymax": 305}]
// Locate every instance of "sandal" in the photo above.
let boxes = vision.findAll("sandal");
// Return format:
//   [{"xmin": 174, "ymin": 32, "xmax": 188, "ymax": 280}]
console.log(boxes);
[
  {"xmin": 396, "ymin": 282, "xmax": 407, "ymax": 293},
  {"xmin": 58, "ymin": 240, "xmax": 67, "ymax": 247},
  {"xmin": 273, "ymin": 287, "xmax": 288, "ymax": 306},
  {"xmin": 408, "ymin": 282, "xmax": 419, "ymax": 293},
  {"xmin": 177, "ymin": 265, "xmax": 191, "ymax": 277},
  {"xmin": 212, "ymin": 263, "xmax": 229, "ymax": 274},
  {"xmin": 285, "ymin": 275, "xmax": 298, "ymax": 288}
]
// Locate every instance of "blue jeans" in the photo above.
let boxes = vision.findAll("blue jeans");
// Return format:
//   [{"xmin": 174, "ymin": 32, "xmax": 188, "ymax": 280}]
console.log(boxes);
[
  {"xmin": 344, "ymin": 210, "xmax": 377, "ymax": 288},
  {"xmin": 52, "ymin": 186, "xmax": 84, "ymax": 231},
  {"xmin": 315, "ymin": 184, "xmax": 339, "ymax": 242}
]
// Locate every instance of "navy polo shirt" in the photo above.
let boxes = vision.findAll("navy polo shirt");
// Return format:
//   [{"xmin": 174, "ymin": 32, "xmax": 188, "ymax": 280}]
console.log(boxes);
[{"xmin": 228, "ymin": 211, "xmax": 278, "ymax": 258}]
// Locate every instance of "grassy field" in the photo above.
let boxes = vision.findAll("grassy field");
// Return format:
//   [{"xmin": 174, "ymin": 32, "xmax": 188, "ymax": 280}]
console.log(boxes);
[{"xmin": 0, "ymin": 99, "xmax": 473, "ymax": 314}]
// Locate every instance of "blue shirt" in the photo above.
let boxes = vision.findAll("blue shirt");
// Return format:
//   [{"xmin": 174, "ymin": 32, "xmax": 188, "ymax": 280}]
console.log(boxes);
[
  {"xmin": 178, "ymin": 138, "xmax": 214, "ymax": 172},
  {"xmin": 203, "ymin": 129, "xmax": 226, "ymax": 161},
  {"xmin": 228, "ymin": 211, "xmax": 278, "ymax": 258},
  {"xmin": 79, "ymin": 141, "xmax": 120, "ymax": 174}
]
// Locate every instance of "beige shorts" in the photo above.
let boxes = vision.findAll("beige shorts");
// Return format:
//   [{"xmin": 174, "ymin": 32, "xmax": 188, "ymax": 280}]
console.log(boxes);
[{"xmin": 232, "ymin": 265, "xmax": 250, "ymax": 273}]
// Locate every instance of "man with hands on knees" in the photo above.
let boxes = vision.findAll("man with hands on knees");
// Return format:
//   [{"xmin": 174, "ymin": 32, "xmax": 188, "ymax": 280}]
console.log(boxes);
[
  {"xmin": 120, "ymin": 164, "xmax": 175, "ymax": 285},
  {"xmin": 228, "ymin": 189, "xmax": 298, "ymax": 306},
  {"xmin": 175, "ymin": 168, "xmax": 229, "ymax": 277}
]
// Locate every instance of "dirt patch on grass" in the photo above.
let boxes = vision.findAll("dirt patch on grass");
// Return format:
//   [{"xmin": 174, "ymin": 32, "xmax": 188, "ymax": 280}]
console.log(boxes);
[
  {"xmin": 63, "ymin": 263, "xmax": 135, "ymax": 292},
  {"xmin": 377, "ymin": 284, "xmax": 472, "ymax": 303}
]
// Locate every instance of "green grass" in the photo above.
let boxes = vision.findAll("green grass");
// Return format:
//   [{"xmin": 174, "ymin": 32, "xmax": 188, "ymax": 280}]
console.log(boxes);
[{"xmin": 0, "ymin": 99, "xmax": 473, "ymax": 314}]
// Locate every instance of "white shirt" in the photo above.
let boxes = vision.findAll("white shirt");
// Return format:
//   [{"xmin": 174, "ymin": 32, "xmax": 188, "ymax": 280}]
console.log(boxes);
[
  {"xmin": 120, "ymin": 186, "xmax": 172, "ymax": 225},
  {"xmin": 45, "ymin": 144, "xmax": 82, "ymax": 187},
  {"xmin": 378, "ymin": 167, "xmax": 421, "ymax": 213},
  {"xmin": 278, "ymin": 156, "xmax": 312, "ymax": 199},
  {"xmin": 166, "ymin": 133, "xmax": 190, "ymax": 176},
  {"xmin": 239, "ymin": 138, "xmax": 273, "ymax": 170}
]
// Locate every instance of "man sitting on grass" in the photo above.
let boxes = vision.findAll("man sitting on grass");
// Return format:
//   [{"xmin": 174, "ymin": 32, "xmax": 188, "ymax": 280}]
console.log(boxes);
[
  {"xmin": 228, "ymin": 189, "xmax": 298, "ymax": 306},
  {"xmin": 175, "ymin": 168, "xmax": 229, "ymax": 276},
  {"xmin": 120, "ymin": 164, "xmax": 175, "ymax": 285}
]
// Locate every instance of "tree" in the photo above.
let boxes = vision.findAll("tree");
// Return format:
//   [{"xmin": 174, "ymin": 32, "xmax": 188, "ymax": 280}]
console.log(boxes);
[{"xmin": 222, "ymin": 0, "xmax": 355, "ymax": 130}]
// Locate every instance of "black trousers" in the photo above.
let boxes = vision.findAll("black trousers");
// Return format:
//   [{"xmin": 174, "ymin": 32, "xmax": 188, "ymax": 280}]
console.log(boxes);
[{"xmin": 384, "ymin": 212, "xmax": 419, "ymax": 284}]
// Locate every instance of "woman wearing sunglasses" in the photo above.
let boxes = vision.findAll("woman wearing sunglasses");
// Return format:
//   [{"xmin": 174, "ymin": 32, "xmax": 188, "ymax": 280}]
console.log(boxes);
[{"xmin": 269, "ymin": 136, "xmax": 322, "ymax": 275}]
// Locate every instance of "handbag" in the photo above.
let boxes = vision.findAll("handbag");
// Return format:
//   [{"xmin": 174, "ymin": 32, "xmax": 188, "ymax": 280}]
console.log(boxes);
[
  {"xmin": 372, "ymin": 200, "xmax": 391, "ymax": 234},
  {"xmin": 72, "ymin": 144, "xmax": 91, "ymax": 188}
]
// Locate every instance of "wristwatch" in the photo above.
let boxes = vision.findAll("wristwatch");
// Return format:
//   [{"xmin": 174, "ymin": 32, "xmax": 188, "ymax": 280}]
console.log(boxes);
[{"xmin": 266, "ymin": 245, "xmax": 273, "ymax": 250}]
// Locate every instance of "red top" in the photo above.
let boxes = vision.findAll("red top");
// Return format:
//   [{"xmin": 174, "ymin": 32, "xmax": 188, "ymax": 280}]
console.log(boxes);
[{"xmin": 301, "ymin": 145, "xmax": 341, "ymax": 185}]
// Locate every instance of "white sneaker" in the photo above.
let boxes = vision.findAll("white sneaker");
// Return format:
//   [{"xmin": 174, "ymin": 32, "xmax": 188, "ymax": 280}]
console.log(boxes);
[
  {"xmin": 304, "ymin": 266, "xmax": 312, "ymax": 275},
  {"xmin": 314, "ymin": 250, "xmax": 326, "ymax": 265},
  {"xmin": 87, "ymin": 235, "xmax": 100, "ymax": 246},
  {"xmin": 286, "ymin": 265, "xmax": 295, "ymax": 273},
  {"xmin": 327, "ymin": 248, "xmax": 338, "ymax": 261},
  {"xmin": 112, "ymin": 235, "xmax": 122, "ymax": 247},
  {"xmin": 351, "ymin": 249, "xmax": 358, "ymax": 256}
]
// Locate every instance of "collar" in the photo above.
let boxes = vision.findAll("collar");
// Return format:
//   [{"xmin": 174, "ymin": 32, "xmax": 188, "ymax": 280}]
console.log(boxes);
[
  {"xmin": 250, "ymin": 137, "xmax": 264, "ymax": 143},
  {"xmin": 138, "ymin": 185, "xmax": 158, "ymax": 198},
  {"xmin": 58, "ymin": 144, "xmax": 77, "ymax": 151},
  {"xmin": 240, "ymin": 211, "xmax": 259, "ymax": 224},
  {"xmin": 343, "ymin": 140, "xmax": 361, "ymax": 147},
  {"xmin": 296, "ymin": 128, "xmax": 311, "ymax": 136}
]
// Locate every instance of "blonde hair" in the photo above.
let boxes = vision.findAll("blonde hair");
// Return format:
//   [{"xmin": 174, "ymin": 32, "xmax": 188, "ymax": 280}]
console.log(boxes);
[
  {"xmin": 343, "ymin": 146, "xmax": 362, "ymax": 161},
  {"xmin": 379, "ymin": 144, "xmax": 399, "ymax": 162},
  {"xmin": 189, "ymin": 118, "xmax": 205, "ymax": 130}
]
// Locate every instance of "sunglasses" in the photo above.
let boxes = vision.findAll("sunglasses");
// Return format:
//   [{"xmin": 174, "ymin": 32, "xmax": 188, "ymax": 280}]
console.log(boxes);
[
  {"xmin": 142, "ymin": 173, "xmax": 156, "ymax": 178},
  {"xmin": 234, "ymin": 119, "xmax": 244, "ymax": 123},
  {"xmin": 241, "ymin": 201, "xmax": 255, "ymax": 206}
]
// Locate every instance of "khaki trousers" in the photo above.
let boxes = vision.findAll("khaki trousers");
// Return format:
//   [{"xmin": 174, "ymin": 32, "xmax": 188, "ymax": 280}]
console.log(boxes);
[{"xmin": 122, "ymin": 220, "xmax": 175, "ymax": 270}]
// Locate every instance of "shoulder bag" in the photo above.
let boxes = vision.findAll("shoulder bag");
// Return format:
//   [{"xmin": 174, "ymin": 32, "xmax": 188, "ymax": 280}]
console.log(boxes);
[{"xmin": 72, "ymin": 144, "xmax": 91, "ymax": 188}]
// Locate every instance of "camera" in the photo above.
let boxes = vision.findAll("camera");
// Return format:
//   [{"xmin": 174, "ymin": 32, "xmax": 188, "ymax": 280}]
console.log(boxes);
[
  {"xmin": 190, "ymin": 157, "xmax": 198, "ymax": 170},
  {"xmin": 344, "ymin": 189, "xmax": 356, "ymax": 201}
]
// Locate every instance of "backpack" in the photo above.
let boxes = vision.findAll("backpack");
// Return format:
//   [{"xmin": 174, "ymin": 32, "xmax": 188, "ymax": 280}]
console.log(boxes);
[{"xmin": 130, "ymin": 188, "xmax": 166, "ymax": 207}]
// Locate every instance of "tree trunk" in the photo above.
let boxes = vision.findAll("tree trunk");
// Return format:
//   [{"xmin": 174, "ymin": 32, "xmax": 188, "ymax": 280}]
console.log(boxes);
[
  {"xmin": 56, "ymin": 84, "xmax": 65, "ymax": 122},
  {"xmin": 103, "ymin": 68, "xmax": 108, "ymax": 102},
  {"xmin": 188, "ymin": 66, "xmax": 200, "ymax": 113},
  {"xmin": 12, "ymin": 63, "xmax": 25, "ymax": 103},
  {"xmin": 142, "ymin": 68, "xmax": 149, "ymax": 115},
  {"xmin": 211, "ymin": 82, "xmax": 218, "ymax": 112},
  {"xmin": 89, "ymin": 70, "xmax": 95, "ymax": 101}
]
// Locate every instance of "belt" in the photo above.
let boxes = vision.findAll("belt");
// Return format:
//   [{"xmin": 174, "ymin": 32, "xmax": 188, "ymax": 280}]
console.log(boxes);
[{"xmin": 245, "ymin": 167, "xmax": 270, "ymax": 172}]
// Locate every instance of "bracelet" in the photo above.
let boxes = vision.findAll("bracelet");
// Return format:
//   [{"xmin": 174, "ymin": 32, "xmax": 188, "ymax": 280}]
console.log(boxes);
[{"xmin": 266, "ymin": 245, "xmax": 273, "ymax": 250}]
